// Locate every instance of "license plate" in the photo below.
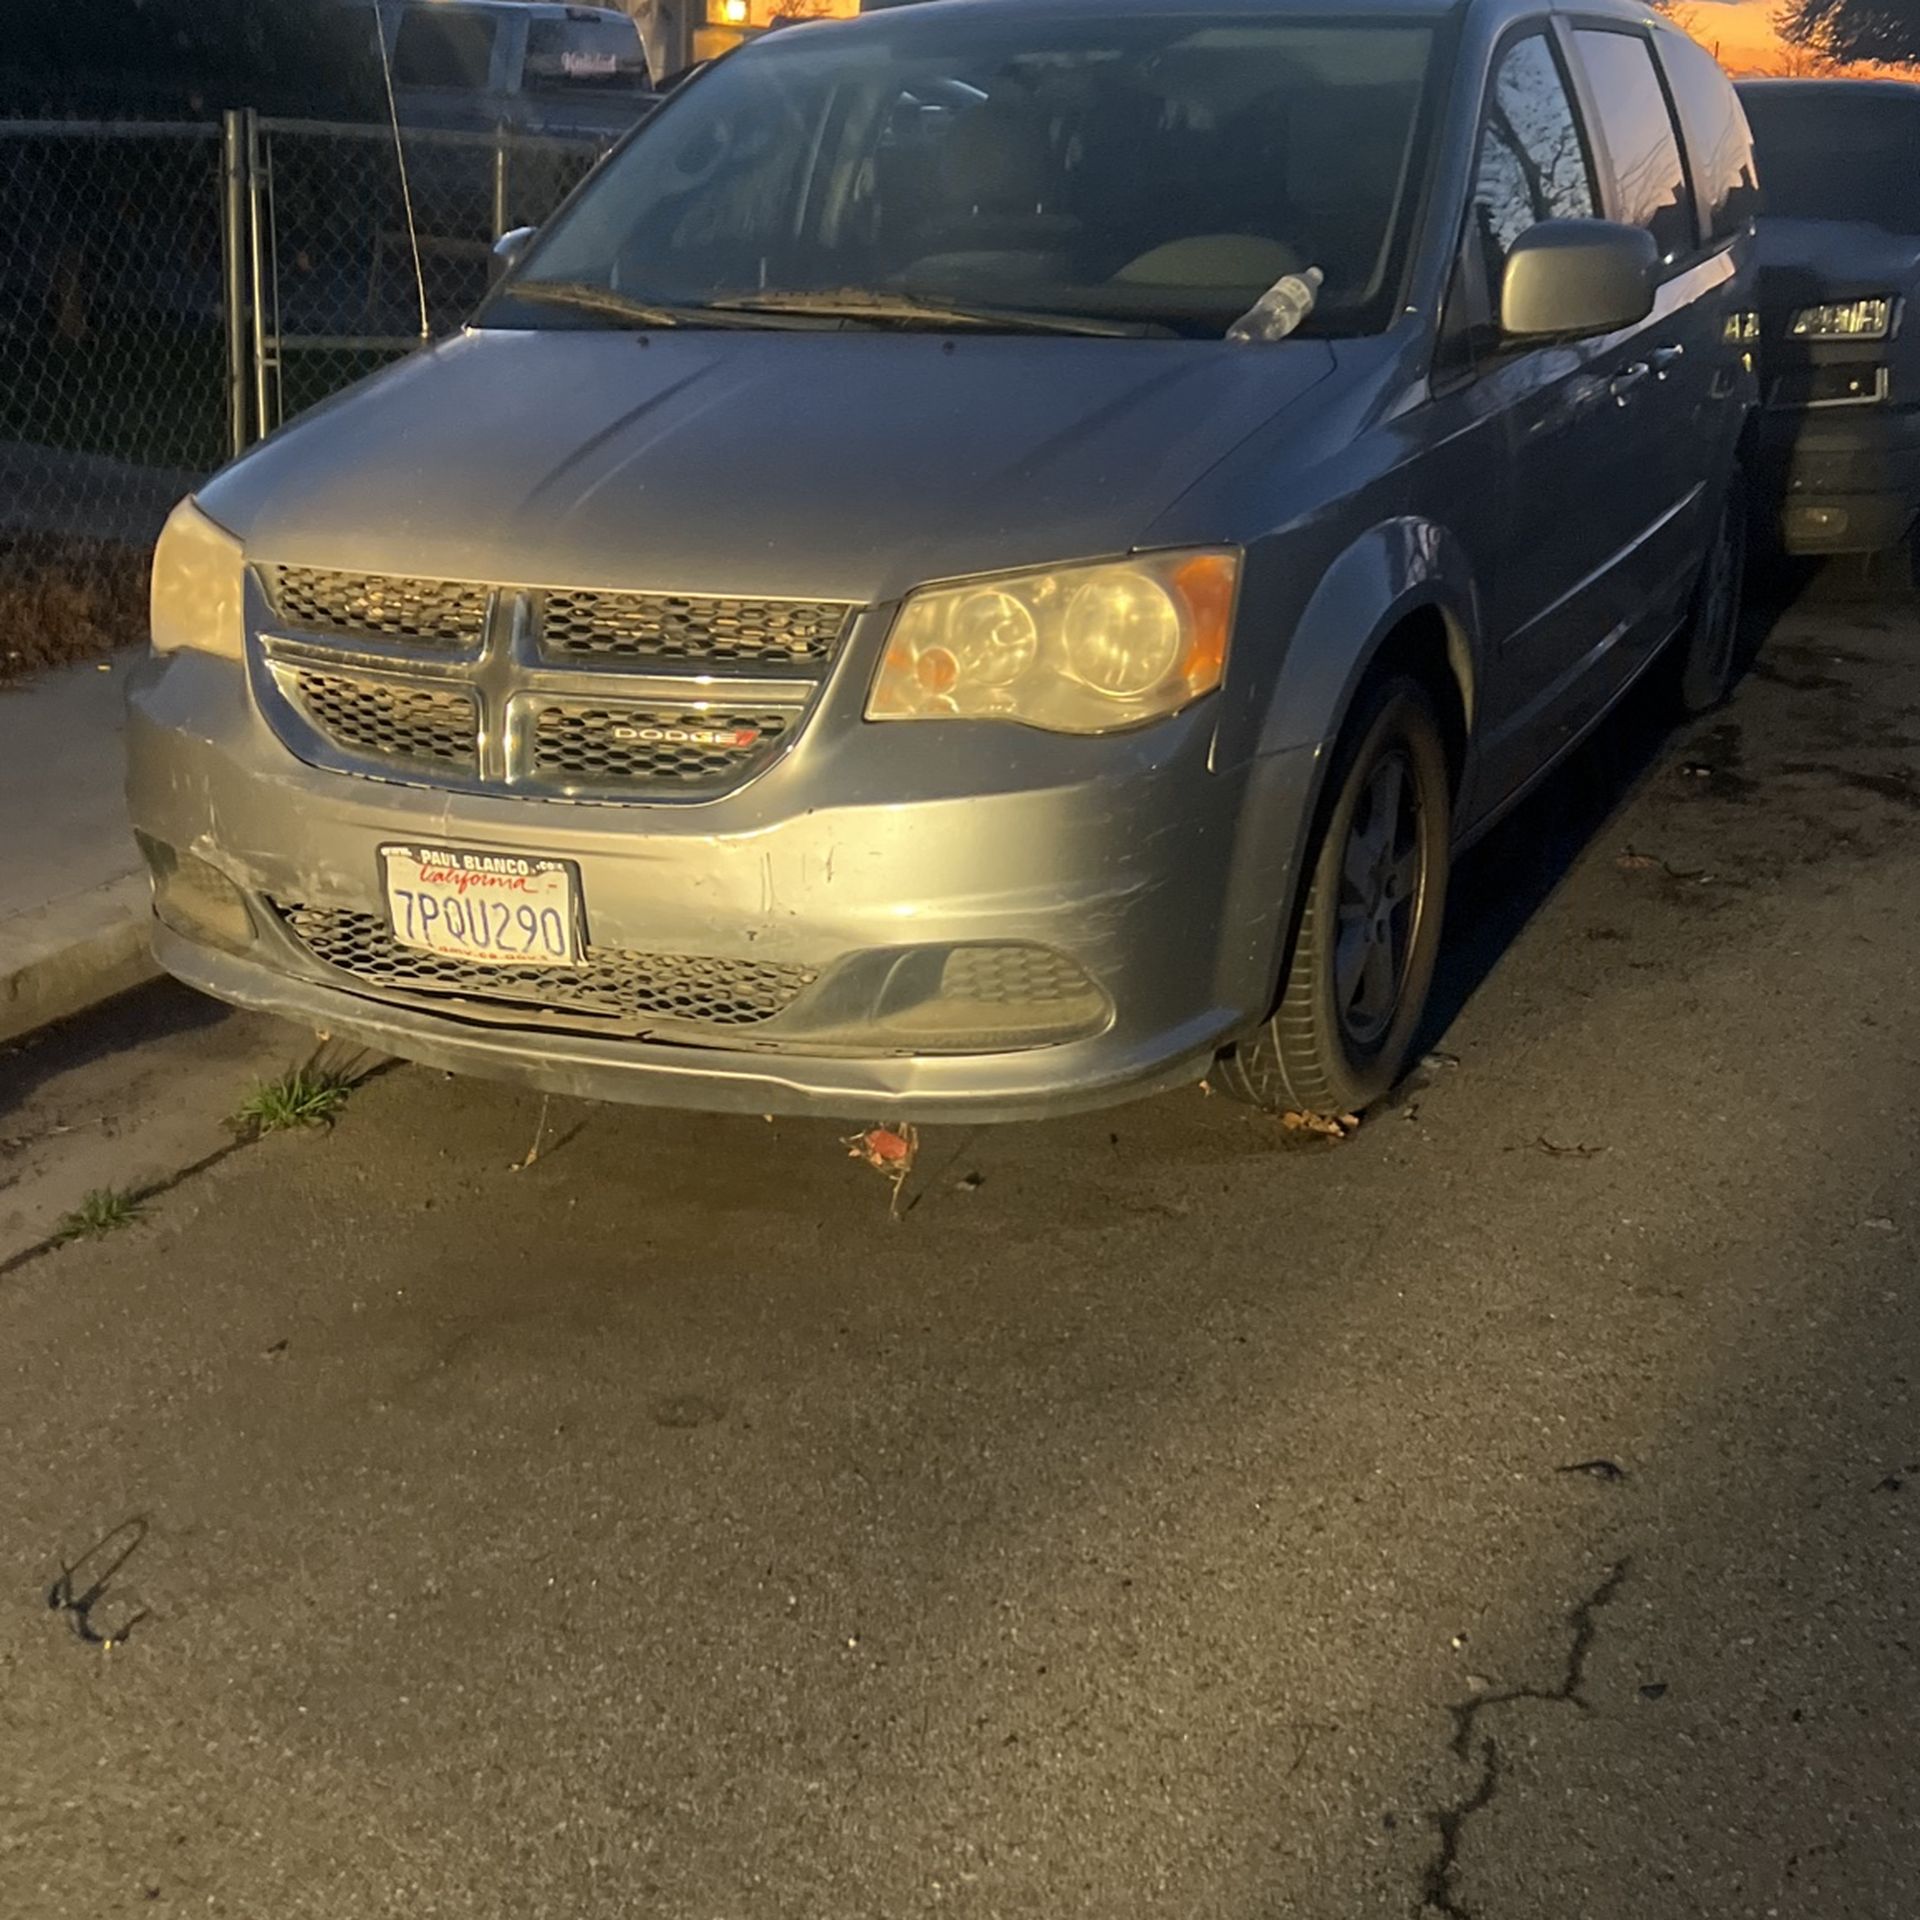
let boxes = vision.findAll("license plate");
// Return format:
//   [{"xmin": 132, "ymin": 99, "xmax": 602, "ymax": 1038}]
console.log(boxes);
[{"xmin": 381, "ymin": 843, "xmax": 582, "ymax": 966}]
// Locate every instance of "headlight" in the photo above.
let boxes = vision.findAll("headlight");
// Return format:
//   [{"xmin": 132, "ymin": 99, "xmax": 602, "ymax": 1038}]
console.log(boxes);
[
  {"xmin": 867, "ymin": 551, "xmax": 1239, "ymax": 734},
  {"xmin": 1789, "ymin": 297, "xmax": 1894, "ymax": 340},
  {"xmin": 150, "ymin": 496, "xmax": 244, "ymax": 660}
]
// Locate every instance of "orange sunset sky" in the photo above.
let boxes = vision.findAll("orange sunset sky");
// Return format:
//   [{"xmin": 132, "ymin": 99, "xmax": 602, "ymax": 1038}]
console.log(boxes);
[
  {"xmin": 1672, "ymin": 0, "xmax": 1909, "ymax": 71},
  {"xmin": 1671, "ymin": 0, "xmax": 1794, "ymax": 68}
]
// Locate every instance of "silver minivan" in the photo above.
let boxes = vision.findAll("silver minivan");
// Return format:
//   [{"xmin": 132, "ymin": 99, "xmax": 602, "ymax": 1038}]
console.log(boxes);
[{"xmin": 130, "ymin": 0, "xmax": 1757, "ymax": 1121}]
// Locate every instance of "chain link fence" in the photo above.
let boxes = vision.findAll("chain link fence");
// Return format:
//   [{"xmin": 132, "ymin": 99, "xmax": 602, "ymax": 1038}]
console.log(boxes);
[
  {"xmin": 0, "ymin": 121, "xmax": 226, "ymax": 674},
  {"xmin": 252, "ymin": 118, "xmax": 609, "ymax": 434},
  {"xmin": 0, "ymin": 113, "xmax": 613, "ymax": 673}
]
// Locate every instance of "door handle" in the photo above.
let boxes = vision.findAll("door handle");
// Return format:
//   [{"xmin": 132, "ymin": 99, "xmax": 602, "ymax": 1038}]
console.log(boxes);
[
  {"xmin": 1648, "ymin": 344, "xmax": 1686, "ymax": 378},
  {"xmin": 1610, "ymin": 362, "xmax": 1651, "ymax": 405}
]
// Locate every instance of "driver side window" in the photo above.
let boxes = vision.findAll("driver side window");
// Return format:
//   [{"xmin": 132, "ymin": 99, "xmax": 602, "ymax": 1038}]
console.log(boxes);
[
  {"xmin": 1467, "ymin": 34, "xmax": 1599, "ymax": 317},
  {"xmin": 1443, "ymin": 31, "xmax": 1597, "ymax": 357}
]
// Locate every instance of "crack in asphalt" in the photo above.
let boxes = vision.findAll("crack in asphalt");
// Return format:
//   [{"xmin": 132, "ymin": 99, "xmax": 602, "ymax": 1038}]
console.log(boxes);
[
  {"xmin": 0, "ymin": 1058, "xmax": 399, "ymax": 1283},
  {"xmin": 1421, "ymin": 1739, "xmax": 1500, "ymax": 1920},
  {"xmin": 1419, "ymin": 1560, "xmax": 1631, "ymax": 1917},
  {"xmin": 0, "ymin": 1140, "xmax": 247, "ymax": 1281}
]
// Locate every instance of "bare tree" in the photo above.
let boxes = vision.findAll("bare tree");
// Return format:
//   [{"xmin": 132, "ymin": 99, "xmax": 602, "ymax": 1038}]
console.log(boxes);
[{"xmin": 1775, "ymin": 0, "xmax": 1920, "ymax": 64}]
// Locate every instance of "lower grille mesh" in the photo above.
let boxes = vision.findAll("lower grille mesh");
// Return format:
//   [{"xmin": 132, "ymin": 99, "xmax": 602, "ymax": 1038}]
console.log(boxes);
[{"xmin": 276, "ymin": 904, "xmax": 815, "ymax": 1029}]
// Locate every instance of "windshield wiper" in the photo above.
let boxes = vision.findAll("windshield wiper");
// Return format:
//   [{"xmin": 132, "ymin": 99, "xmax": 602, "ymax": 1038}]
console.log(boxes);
[
  {"xmin": 708, "ymin": 287, "xmax": 1172, "ymax": 337},
  {"xmin": 498, "ymin": 280, "xmax": 779, "ymax": 330}
]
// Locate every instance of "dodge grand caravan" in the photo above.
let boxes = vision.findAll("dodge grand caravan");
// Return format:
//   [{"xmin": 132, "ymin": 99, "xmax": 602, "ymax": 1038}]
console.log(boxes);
[{"xmin": 130, "ymin": 0, "xmax": 1758, "ymax": 1122}]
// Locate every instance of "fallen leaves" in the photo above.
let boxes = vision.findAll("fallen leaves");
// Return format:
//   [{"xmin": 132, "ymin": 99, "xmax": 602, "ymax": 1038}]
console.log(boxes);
[
  {"xmin": 1556, "ymin": 1458, "xmax": 1627, "ymax": 1483},
  {"xmin": 846, "ymin": 1123, "xmax": 920, "ymax": 1218},
  {"xmin": 1616, "ymin": 845, "xmax": 1710, "ymax": 883},
  {"xmin": 510, "ymin": 1094, "xmax": 554, "ymax": 1172},
  {"xmin": 1281, "ymin": 1110, "xmax": 1360, "ymax": 1141}
]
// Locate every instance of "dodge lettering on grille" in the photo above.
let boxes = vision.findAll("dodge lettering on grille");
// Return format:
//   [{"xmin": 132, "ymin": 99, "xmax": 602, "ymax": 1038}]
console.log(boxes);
[{"xmin": 608, "ymin": 722, "xmax": 762, "ymax": 748}]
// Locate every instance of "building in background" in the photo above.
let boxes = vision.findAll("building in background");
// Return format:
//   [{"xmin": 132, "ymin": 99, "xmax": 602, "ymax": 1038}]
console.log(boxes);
[{"xmin": 615, "ymin": 0, "xmax": 859, "ymax": 82}]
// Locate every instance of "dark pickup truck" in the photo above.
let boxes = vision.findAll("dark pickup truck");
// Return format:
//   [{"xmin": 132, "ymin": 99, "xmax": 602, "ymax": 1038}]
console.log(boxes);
[
  {"xmin": 381, "ymin": 0, "xmax": 657, "ymax": 141},
  {"xmin": 1737, "ymin": 79, "xmax": 1920, "ymax": 580}
]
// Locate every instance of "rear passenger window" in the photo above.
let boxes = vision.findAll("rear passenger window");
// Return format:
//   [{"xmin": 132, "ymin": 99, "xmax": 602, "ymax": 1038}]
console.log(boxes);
[
  {"xmin": 1655, "ymin": 31, "xmax": 1758, "ymax": 244},
  {"xmin": 525, "ymin": 19, "xmax": 652, "ymax": 94},
  {"xmin": 1470, "ymin": 35, "xmax": 1598, "ymax": 283},
  {"xmin": 392, "ymin": 10, "xmax": 497, "ymax": 90},
  {"xmin": 1573, "ymin": 28, "xmax": 1695, "ymax": 263}
]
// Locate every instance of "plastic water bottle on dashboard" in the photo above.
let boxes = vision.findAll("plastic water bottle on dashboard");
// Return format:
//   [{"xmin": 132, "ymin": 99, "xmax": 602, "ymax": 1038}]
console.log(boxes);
[{"xmin": 1226, "ymin": 265, "xmax": 1324, "ymax": 344}]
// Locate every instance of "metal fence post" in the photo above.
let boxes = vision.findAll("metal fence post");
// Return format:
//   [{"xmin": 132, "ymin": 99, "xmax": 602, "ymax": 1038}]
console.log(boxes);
[
  {"xmin": 221, "ymin": 111, "xmax": 250, "ymax": 460},
  {"xmin": 245, "ymin": 109, "xmax": 272, "ymax": 444},
  {"xmin": 491, "ymin": 124, "xmax": 509, "ymax": 240}
]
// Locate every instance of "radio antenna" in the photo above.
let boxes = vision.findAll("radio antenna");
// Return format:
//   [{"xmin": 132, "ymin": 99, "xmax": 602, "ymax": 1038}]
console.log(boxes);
[{"xmin": 373, "ymin": 1, "xmax": 430, "ymax": 342}]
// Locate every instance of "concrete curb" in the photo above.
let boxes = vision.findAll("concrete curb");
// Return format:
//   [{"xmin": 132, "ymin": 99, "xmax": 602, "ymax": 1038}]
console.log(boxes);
[
  {"xmin": 0, "ymin": 652, "xmax": 157, "ymax": 1046},
  {"xmin": 0, "ymin": 873, "xmax": 158, "ymax": 1045}
]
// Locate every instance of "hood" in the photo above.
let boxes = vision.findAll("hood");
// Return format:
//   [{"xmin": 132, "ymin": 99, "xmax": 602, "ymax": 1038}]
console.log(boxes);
[
  {"xmin": 1754, "ymin": 217, "xmax": 1920, "ymax": 304},
  {"xmin": 202, "ymin": 327, "xmax": 1338, "ymax": 605}
]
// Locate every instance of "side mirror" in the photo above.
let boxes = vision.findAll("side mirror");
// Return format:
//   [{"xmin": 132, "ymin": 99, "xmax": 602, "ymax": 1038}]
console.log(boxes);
[
  {"xmin": 1501, "ymin": 219, "xmax": 1658, "ymax": 341},
  {"xmin": 490, "ymin": 225, "xmax": 537, "ymax": 286}
]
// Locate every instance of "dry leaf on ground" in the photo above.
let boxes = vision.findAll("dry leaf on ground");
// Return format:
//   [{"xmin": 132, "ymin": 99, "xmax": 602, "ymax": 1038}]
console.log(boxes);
[{"xmin": 845, "ymin": 1124, "xmax": 920, "ymax": 1217}]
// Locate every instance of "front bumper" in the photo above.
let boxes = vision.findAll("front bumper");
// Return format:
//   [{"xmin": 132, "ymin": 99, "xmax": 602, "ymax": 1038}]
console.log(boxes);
[
  {"xmin": 128, "ymin": 649, "xmax": 1315, "ymax": 1122},
  {"xmin": 1758, "ymin": 400, "xmax": 1920, "ymax": 555}
]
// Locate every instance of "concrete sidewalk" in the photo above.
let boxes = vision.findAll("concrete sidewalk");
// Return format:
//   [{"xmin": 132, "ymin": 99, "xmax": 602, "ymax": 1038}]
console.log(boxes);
[{"xmin": 0, "ymin": 650, "xmax": 156, "ymax": 1043}]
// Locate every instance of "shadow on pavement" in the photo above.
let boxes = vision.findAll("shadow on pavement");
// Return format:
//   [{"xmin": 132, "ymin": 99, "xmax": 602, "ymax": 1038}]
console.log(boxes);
[
  {"xmin": 0, "ymin": 977, "xmax": 226, "ymax": 1123},
  {"xmin": 1421, "ymin": 569, "xmax": 1808, "ymax": 1054}
]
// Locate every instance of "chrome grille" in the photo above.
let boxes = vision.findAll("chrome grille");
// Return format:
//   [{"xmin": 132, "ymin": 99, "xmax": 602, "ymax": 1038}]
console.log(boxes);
[
  {"xmin": 272, "ymin": 568, "xmax": 489, "ymax": 649},
  {"xmin": 253, "ymin": 572, "xmax": 855, "ymax": 800},
  {"xmin": 276, "ymin": 904, "xmax": 816, "ymax": 1029},
  {"xmin": 539, "ymin": 591, "xmax": 851, "ymax": 666},
  {"xmin": 286, "ymin": 670, "xmax": 476, "ymax": 770},
  {"xmin": 529, "ymin": 705, "xmax": 790, "ymax": 793}
]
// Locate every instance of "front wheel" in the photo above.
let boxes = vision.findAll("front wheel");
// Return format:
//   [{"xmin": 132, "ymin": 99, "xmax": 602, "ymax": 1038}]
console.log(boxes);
[
  {"xmin": 1216, "ymin": 675, "xmax": 1452, "ymax": 1117},
  {"xmin": 1673, "ymin": 462, "xmax": 1749, "ymax": 714}
]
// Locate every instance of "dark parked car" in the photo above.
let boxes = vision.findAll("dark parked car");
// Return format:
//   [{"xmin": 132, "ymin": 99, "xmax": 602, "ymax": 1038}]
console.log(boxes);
[
  {"xmin": 132, "ymin": 0, "xmax": 1757, "ymax": 1123},
  {"xmin": 1737, "ymin": 79, "xmax": 1920, "ymax": 578}
]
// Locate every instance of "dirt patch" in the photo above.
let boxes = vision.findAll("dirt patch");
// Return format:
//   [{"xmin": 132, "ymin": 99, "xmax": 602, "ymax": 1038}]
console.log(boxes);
[
  {"xmin": 1750, "ymin": 659, "xmax": 1852, "ymax": 695},
  {"xmin": 0, "ymin": 535, "xmax": 147, "ymax": 686},
  {"xmin": 1780, "ymin": 760, "xmax": 1920, "ymax": 814}
]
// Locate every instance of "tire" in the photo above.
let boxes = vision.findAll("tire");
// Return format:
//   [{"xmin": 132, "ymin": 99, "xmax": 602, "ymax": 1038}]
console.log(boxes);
[
  {"xmin": 1854, "ymin": 523, "xmax": 1920, "ymax": 602},
  {"xmin": 1673, "ymin": 462, "xmax": 1749, "ymax": 715},
  {"xmin": 1216, "ymin": 674, "xmax": 1452, "ymax": 1117}
]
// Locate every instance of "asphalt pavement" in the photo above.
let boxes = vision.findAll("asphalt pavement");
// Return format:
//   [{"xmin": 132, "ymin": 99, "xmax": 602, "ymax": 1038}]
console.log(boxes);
[{"xmin": 3, "ymin": 585, "xmax": 1918, "ymax": 1920}]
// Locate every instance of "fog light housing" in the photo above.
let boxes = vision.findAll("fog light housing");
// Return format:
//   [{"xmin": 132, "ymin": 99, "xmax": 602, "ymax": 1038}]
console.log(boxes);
[
  {"xmin": 860, "ymin": 940, "xmax": 1113, "ymax": 1052},
  {"xmin": 137, "ymin": 834, "xmax": 255, "ymax": 954},
  {"xmin": 1784, "ymin": 503, "xmax": 1851, "ymax": 545}
]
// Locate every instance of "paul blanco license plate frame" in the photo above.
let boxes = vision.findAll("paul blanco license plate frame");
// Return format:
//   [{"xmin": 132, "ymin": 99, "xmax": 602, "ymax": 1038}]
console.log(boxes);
[{"xmin": 381, "ymin": 843, "xmax": 584, "ymax": 967}]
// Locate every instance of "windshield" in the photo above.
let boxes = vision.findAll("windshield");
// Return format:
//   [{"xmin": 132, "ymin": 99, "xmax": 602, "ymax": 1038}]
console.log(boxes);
[
  {"xmin": 487, "ymin": 10, "xmax": 1441, "ymax": 338},
  {"xmin": 1741, "ymin": 90, "xmax": 1920, "ymax": 234}
]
